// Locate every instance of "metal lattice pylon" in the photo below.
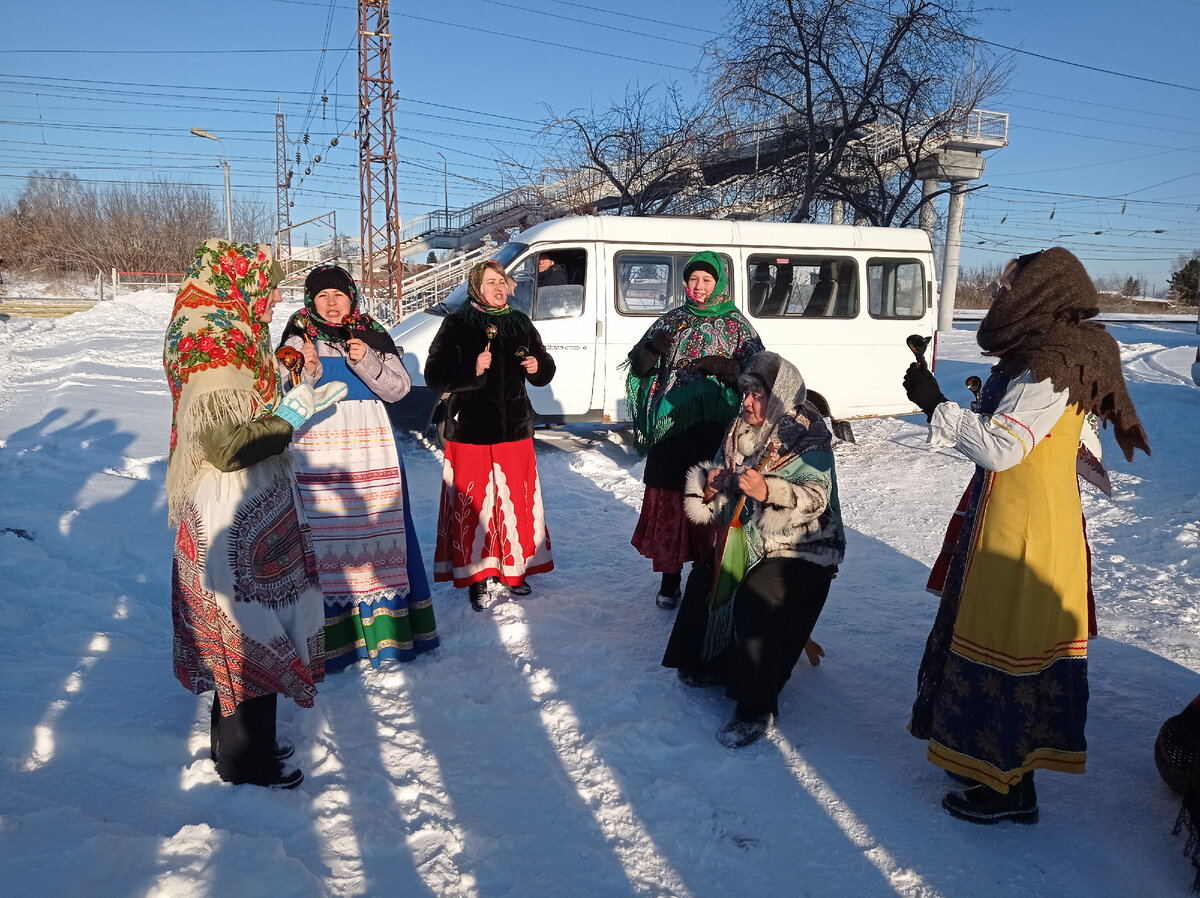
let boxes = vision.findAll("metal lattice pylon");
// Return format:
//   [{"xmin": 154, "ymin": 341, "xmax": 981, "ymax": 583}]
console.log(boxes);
[
  {"xmin": 357, "ymin": 0, "xmax": 401, "ymax": 322},
  {"xmin": 274, "ymin": 98, "xmax": 292, "ymax": 264}
]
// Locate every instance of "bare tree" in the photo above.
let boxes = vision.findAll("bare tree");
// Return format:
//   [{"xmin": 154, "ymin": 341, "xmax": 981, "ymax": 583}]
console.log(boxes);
[
  {"xmin": 231, "ymin": 196, "xmax": 273, "ymax": 246},
  {"xmin": 954, "ymin": 263, "xmax": 1004, "ymax": 309},
  {"xmin": 710, "ymin": 0, "xmax": 1010, "ymax": 224},
  {"xmin": 545, "ymin": 84, "xmax": 719, "ymax": 215},
  {"xmin": 0, "ymin": 171, "xmax": 231, "ymax": 275}
]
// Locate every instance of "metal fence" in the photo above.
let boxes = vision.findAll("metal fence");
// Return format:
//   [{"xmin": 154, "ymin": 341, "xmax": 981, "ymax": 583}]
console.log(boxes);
[{"xmin": 110, "ymin": 270, "xmax": 185, "ymax": 298}]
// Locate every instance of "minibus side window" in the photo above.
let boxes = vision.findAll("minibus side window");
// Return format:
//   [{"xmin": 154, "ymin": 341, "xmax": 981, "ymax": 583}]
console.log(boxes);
[
  {"xmin": 867, "ymin": 259, "xmax": 925, "ymax": 319},
  {"xmin": 746, "ymin": 254, "xmax": 858, "ymax": 318},
  {"xmin": 616, "ymin": 255, "xmax": 674, "ymax": 315},
  {"xmin": 615, "ymin": 252, "xmax": 736, "ymax": 316},
  {"xmin": 509, "ymin": 249, "xmax": 588, "ymax": 320}
]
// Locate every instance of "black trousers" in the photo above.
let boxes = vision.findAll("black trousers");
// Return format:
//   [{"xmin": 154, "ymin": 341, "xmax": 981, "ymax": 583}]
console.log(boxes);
[
  {"xmin": 662, "ymin": 556, "xmax": 834, "ymax": 716},
  {"xmin": 211, "ymin": 692, "xmax": 278, "ymax": 785}
]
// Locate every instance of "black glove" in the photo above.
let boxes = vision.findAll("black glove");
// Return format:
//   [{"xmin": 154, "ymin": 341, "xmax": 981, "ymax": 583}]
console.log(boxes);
[
  {"xmin": 903, "ymin": 362, "xmax": 947, "ymax": 421},
  {"xmin": 692, "ymin": 355, "xmax": 741, "ymax": 384},
  {"xmin": 648, "ymin": 331, "xmax": 673, "ymax": 355}
]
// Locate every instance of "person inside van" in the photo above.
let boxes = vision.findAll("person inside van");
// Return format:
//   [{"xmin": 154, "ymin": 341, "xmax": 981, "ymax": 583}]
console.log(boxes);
[
  {"xmin": 537, "ymin": 255, "xmax": 568, "ymax": 287},
  {"xmin": 627, "ymin": 251, "xmax": 764, "ymax": 609},
  {"xmin": 662, "ymin": 352, "xmax": 844, "ymax": 748}
]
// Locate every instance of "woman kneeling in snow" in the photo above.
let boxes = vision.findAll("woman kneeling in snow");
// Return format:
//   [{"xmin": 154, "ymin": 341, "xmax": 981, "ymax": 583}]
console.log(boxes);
[{"xmin": 662, "ymin": 351, "xmax": 845, "ymax": 748}]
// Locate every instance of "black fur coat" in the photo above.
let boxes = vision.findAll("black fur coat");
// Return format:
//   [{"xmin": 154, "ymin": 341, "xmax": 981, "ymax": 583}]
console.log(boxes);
[{"xmin": 424, "ymin": 303, "xmax": 555, "ymax": 445}]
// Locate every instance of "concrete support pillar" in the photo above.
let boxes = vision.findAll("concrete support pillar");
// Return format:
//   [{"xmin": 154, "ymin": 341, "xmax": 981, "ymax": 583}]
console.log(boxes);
[
  {"xmin": 920, "ymin": 178, "xmax": 938, "ymax": 243},
  {"xmin": 938, "ymin": 183, "xmax": 967, "ymax": 333},
  {"xmin": 830, "ymin": 200, "xmax": 845, "ymax": 226}
]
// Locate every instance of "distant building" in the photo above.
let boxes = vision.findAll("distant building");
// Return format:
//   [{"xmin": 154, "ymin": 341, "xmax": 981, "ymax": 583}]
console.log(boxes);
[{"xmin": 1130, "ymin": 295, "xmax": 1174, "ymax": 312}]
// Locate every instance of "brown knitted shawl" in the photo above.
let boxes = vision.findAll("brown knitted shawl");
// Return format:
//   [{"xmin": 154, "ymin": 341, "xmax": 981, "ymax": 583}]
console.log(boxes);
[{"xmin": 976, "ymin": 247, "xmax": 1150, "ymax": 461}]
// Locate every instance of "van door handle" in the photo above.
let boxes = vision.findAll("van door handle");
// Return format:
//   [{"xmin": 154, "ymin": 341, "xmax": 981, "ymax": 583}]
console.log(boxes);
[{"xmin": 596, "ymin": 320, "xmax": 603, "ymax": 338}]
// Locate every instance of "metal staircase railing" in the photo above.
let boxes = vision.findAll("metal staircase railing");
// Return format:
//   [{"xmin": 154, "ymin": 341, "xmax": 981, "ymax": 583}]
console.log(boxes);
[
  {"xmin": 392, "ymin": 168, "xmax": 626, "ymax": 256},
  {"xmin": 369, "ymin": 106, "xmax": 1006, "ymax": 323},
  {"xmin": 397, "ymin": 243, "xmax": 495, "ymax": 318},
  {"xmin": 860, "ymin": 108, "xmax": 1009, "ymax": 167}
]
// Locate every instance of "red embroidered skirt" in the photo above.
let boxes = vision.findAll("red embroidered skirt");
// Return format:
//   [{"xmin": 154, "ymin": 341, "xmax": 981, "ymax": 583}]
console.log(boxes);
[{"xmin": 433, "ymin": 438, "xmax": 554, "ymax": 588}]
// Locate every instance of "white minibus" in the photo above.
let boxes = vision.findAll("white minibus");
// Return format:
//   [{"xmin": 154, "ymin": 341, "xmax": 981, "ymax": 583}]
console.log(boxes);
[{"xmin": 390, "ymin": 215, "xmax": 938, "ymax": 440}]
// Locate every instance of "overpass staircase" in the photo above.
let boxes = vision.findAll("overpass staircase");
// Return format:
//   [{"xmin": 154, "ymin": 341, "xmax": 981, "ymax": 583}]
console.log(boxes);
[{"xmin": 378, "ymin": 108, "xmax": 1008, "ymax": 322}]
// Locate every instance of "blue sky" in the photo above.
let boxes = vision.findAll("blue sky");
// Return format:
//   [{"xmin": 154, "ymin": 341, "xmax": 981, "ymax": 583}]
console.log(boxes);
[{"xmin": 1, "ymin": 0, "xmax": 1197, "ymax": 289}]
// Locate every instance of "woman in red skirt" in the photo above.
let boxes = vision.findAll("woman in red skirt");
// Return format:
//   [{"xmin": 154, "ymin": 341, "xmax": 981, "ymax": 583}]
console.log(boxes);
[{"xmin": 424, "ymin": 260, "xmax": 556, "ymax": 611}]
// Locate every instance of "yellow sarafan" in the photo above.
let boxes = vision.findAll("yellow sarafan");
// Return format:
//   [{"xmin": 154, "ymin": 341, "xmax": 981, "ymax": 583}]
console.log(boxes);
[{"xmin": 951, "ymin": 405, "xmax": 1088, "ymax": 673}]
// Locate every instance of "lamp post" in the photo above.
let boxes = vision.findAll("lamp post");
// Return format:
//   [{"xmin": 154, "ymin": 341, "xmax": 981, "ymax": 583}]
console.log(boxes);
[
  {"xmin": 191, "ymin": 127, "xmax": 233, "ymax": 241},
  {"xmin": 435, "ymin": 150, "xmax": 448, "ymax": 225}
]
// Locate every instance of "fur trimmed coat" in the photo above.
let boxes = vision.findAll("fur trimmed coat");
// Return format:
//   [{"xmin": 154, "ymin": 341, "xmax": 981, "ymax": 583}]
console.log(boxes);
[{"xmin": 684, "ymin": 354, "xmax": 845, "ymax": 570}]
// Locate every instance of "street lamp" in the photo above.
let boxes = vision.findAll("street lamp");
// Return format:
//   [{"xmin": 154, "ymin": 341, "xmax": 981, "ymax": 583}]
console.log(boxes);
[
  {"xmin": 191, "ymin": 127, "xmax": 233, "ymax": 241},
  {"xmin": 435, "ymin": 150, "xmax": 448, "ymax": 225}
]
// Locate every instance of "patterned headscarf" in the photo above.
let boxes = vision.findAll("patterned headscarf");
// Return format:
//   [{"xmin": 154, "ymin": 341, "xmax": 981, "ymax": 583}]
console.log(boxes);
[
  {"xmin": 163, "ymin": 239, "xmax": 282, "ymax": 525},
  {"xmin": 450, "ymin": 259, "xmax": 530, "ymax": 345},
  {"xmin": 977, "ymin": 246, "xmax": 1149, "ymax": 462},
  {"xmin": 467, "ymin": 259, "xmax": 511, "ymax": 315},
  {"xmin": 731, "ymin": 351, "xmax": 823, "ymax": 466},
  {"xmin": 277, "ymin": 264, "xmax": 397, "ymax": 356}
]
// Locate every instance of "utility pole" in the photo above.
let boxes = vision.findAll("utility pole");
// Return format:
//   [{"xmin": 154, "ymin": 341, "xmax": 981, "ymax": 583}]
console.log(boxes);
[
  {"xmin": 358, "ymin": 0, "xmax": 402, "ymax": 322},
  {"xmin": 436, "ymin": 150, "xmax": 448, "ymax": 225},
  {"xmin": 275, "ymin": 98, "xmax": 292, "ymax": 266}
]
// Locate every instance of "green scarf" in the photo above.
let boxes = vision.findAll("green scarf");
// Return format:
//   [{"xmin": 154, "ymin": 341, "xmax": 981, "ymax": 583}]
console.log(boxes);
[
  {"xmin": 627, "ymin": 371, "xmax": 739, "ymax": 456},
  {"xmin": 687, "ymin": 296, "xmax": 737, "ymax": 317},
  {"xmin": 683, "ymin": 250, "xmax": 735, "ymax": 317}
]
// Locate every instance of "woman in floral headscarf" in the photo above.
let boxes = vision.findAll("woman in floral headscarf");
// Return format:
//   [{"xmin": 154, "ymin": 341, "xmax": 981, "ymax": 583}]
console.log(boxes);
[
  {"xmin": 165, "ymin": 240, "xmax": 345, "ymax": 789},
  {"xmin": 627, "ymin": 251, "xmax": 763, "ymax": 608},
  {"xmin": 277, "ymin": 265, "xmax": 438, "ymax": 671},
  {"xmin": 424, "ymin": 259, "xmax": 556, "ymax": 612}
]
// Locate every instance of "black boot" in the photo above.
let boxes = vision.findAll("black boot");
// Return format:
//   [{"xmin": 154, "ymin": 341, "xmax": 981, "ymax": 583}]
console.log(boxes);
[
  {"xmin": 942, "ymin": 772, "xmax": 1038, "ymax": 825},
  {"xmin": 656, "ymin": 571, "xmax": 682, "ymax": 609},
  {"xmin": 469, "ymin": 580, "xmax": 489, "ymax": 612},
  {"xmin": 716, "ymin": 702, "xmax": 773, "ymax": 749}
]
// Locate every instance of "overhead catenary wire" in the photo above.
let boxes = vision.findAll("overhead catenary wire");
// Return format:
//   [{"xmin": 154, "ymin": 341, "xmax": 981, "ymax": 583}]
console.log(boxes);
[{"xmin": 1, "ymin": 2, "xmax": 1195, "ymax": 281}]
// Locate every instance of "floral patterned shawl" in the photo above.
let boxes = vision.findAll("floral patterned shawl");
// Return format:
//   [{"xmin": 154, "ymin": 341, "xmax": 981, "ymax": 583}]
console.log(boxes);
[
  {"xmin": 163, "ymin": 239, "xmax": 282, "ymax": 526},
  {"xmin": 626, "ymin": 309, "xmax": 763, "ymax": 455},
  {"xmin": 626, "ymin": 250, "xmax": 763, "ymax": 453}
]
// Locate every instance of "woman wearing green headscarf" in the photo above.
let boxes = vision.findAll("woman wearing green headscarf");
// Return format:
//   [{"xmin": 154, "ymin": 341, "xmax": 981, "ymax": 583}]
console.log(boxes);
[{"xmin": 627, "ymin": 251, "xmax": 763, "ymax": 608}]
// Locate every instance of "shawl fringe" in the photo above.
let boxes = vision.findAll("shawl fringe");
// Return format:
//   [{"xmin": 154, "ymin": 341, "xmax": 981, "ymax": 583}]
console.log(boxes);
[
  {"xmin": 628, "ymin": 373, "xmax": 739, "ymax": 455},
  {"xmin": 1173, "ymin": 795, "xmax": 1200, "ymax": 892},
  {"xmin": 702, "ymin": 598, "xmax": 735, "ymax": 661},
  {"xmin": 166, "ymin": 386, "xmax": 268, "ymax": 526}
]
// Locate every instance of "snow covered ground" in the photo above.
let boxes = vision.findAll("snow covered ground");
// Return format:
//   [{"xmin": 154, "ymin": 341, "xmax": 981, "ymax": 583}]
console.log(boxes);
[{"xmin": 1, "ymin": 290, "xmax": 1198, "ymax": 897}]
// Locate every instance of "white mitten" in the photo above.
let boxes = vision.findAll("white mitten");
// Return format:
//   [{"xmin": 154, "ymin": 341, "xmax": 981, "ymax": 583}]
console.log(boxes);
[
  {"xmin": 274, "ymin": 384, "xmax": 317, "ymax": 430},
  {"xmin": 313, "ymin": 380, "xmax": 348, "ymax": 411}
]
